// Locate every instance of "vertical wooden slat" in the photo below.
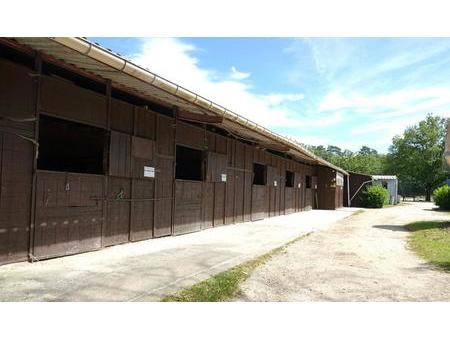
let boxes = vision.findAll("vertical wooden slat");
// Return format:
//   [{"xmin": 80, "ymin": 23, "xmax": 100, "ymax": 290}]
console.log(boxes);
[
  {"xmin": 101, "ymin": 79, "xmax": 112, "ymax": 248},
  {"xmin": 28, "ymin": 53, "xmax": 41, "ymax": 261}
]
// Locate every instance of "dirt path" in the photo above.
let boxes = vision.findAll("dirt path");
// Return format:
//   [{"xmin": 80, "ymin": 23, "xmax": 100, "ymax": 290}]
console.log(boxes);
[{"xmin": 235, "ymin": 202, "xmax": 450, "ymax": 301}]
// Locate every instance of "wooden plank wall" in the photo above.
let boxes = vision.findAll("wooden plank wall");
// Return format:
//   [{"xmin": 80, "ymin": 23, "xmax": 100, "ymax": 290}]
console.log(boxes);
[
  {"xmin": 0, "ymin": 59, "xmax": 35, "ymax": 265},
  {"xmin": 0, "ymin": 52, "xmax": 341, "ymax": 265}
]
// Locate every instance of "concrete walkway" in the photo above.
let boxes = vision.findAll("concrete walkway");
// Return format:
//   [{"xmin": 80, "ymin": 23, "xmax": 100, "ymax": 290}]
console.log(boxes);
[{"xmin": 0, "ymin": 208, "xmax": 357, "ymax": 301}]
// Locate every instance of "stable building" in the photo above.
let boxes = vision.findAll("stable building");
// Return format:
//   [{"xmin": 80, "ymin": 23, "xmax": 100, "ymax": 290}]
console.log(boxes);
[{"xmin": 0, "ymin": 37, "xmax": 347, "ymax": 266}]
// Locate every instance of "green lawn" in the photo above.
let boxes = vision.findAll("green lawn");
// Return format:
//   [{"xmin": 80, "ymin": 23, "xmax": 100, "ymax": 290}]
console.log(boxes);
[
  {"xmin": 406, "ymin": 221, "xmax": 450, "ymax": 272},
  {"xmin": 162, "ymin": 233, "xmax": 311, "ymax": 302}
]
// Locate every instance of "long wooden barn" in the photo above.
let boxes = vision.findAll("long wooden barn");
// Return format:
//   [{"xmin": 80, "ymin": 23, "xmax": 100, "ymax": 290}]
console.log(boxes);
[{"xmin": 0, "ymin": 37, "xmax": 348, "ymax": 266}]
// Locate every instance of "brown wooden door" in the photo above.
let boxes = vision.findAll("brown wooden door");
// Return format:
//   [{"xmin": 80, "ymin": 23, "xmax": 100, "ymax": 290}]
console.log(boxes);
[
  {"xmin": 0, "ymin": 132, "xmax": 33, "ymax": 265},
  {"xmin": 174, "ymin": 180, "xmax": 203, "ymax": 235},
  {"xmin": 34, "ymin": 171, "xmax": 103, "ymax": 258}
]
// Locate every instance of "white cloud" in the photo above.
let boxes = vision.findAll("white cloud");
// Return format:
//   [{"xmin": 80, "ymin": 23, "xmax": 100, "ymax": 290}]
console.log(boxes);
[
  {"xmin": 289, "ymin": 134, "xmax": 363, "ymax": 152},
  {"xmin": 129, "ymin": 37, "xmax": 450, "ymax": 153},
  {"xmin": 289, "ymin": 135, "xmax": 328, "ymax": 146},
  {"xmin": 229, "ymin": 66, "xmax": 250, "ymax": 80},
  {"xmin": 319, "ymin": 87, "xmax": 450, "ymax": 117},
  {"xmin": 129, "ymin": 38, "xmax": 327, "ymax": 129},
  {"xmin": 262, "ymin": 93, "xmax": 304, "ymax": 105}
]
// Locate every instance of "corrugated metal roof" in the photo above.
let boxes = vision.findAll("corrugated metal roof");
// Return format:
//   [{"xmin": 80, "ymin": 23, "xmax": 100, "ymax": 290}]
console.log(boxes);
[
  {"xmin": 11, "ymin": 37, "xmax": 348, "ymax": 174},
  {"xmin": 372, "ymin": 175, "xmax": 397, "ymax": 180}
]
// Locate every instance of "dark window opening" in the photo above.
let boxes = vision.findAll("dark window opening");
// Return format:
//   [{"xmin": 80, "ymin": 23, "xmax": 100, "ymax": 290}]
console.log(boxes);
[
  {"xmin": 176, "ymin": 145, "xmax": 203, "ymax": 181},
  {"xmin": 37, "ymin": 115, "xmax": 107, "ymax": 174},
  {"xmin": 306, "ymin": 175, "xmax": 311, "ymax": 189},
  {"xmin": 286, "ymin": 170, "xmax": 294, "ymax": 188},
  {"xmin": 266, "ymin": 149, "xmax": 285, "ymax": 157},
  {"xmin": 253, "ymin": 163, "xmax": 267, "ymax": 185}
]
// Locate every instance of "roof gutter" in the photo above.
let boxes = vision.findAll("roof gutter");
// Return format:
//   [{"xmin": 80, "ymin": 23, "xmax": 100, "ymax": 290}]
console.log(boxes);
[{"xmin": 47, "ymin": 37, "xmax": 347, "ymax": 175}]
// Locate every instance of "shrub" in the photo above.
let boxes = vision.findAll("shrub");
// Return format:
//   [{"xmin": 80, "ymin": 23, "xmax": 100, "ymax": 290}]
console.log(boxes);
[
  {"xmin": 363, "ymin": 185, "xmax": 390, "ymax": 208},
  {"xmin": 432, "ymin": 185, "xmax": 450, "ymax": 210}
]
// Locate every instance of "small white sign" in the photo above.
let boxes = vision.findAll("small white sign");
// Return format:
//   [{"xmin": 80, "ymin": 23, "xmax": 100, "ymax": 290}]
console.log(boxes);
[
  {"xmin": 274, "ymin": 180, "xmax": 277, "ymax": 187},
  {"xmin": 144, "ymin": 166, "xmax": 155, "ymax": 178},
  {"xmin": 336, "ymin": 172, "xmax": 344, "ymax": 186},
  {"xmin": 298, "ymin": 183, "xmax": 301, "ymax": 188},
  {"xmin": 221, "ymin": 174, "xmax": 227, "ymax": 182}
]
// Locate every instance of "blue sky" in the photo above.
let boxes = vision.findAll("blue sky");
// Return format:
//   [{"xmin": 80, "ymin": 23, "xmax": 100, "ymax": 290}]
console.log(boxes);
[{"xmin": 91, "ymin": 37, "xmax": 450, "ymax": 153}]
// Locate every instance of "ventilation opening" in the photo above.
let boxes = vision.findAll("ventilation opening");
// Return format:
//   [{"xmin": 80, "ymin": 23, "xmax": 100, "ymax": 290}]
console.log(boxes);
[
  {"xmin": 112, "ymin": 87, "xmax": 174, "ymax": 117},
  {"xmin": 42, "ymin": 62, "xmax": 106, "ymax": 96},
  {"xmin": 37, "ymin": 115, "xmax": 107, "ymax": 174},
  {"xmin": 0, "ymin": 43, "xmax": 34, "ymax": 69},
  {"xmin": 253, "ymin": 163, "xmax": 267, "ymax": 185},
  {"xmin": 176, "ymin": 145, "xmax": 204, "ymax": 181},
  {"xmin": 286, "ymin": 170, "xmax": 294, "ymax": 188},
  {"xmin": 306, "ymin": 175, "xmax": 311, "ymax": 189}
]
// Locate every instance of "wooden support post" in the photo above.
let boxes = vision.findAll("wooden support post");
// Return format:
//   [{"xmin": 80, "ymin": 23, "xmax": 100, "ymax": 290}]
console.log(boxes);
[
  {"xmin": 152, "ymin": 110, "xmax": 158, "ymax": 238},
  {"xmin": 28, "ymin": 52, "xmax": 42, "ymax": 262},
  {"xmin": 102, "ymin": 80, "xmax": 112, "ymax": 247},
  {"xmin": 128, "ymin": 106, "xmax": 137, "ymax": 241},
  {"xmin": 170, "ymin": 106, "xmax": 178, "ymax": 235}
]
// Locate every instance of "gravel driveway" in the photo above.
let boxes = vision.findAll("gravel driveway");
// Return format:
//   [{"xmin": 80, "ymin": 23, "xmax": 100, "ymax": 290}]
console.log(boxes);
[{"xmin": 235, "ymin": 202, "xmax": 450, "ymax": 301}]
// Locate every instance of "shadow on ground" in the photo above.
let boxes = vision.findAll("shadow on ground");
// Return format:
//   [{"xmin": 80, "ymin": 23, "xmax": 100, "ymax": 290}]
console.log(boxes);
[
  {"xmin": 373, "ymin": 225, "xmax": 408, "ymax": 232},
  {"xmin": 423, "ymin": 207, "xmax": 450, "ymax": 213},
  {"xmin": 406, "ymin": 221, "xmax": 450, "ymax": 231}
]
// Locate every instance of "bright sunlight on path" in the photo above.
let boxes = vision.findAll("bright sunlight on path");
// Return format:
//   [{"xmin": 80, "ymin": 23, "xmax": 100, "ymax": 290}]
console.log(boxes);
[{"xmin": 236, "ymin": 202, "xmax": 450, "ymax": 301}]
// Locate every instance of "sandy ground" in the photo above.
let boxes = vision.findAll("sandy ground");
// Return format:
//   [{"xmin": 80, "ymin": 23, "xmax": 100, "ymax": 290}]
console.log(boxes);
[{"xmin": 236, "ymin": 202, "xmax": 450, "ymax": 301}]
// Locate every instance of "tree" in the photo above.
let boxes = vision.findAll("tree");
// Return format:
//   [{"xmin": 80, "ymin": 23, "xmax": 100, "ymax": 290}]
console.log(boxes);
[
  {"xmin": 306, "ymin": 144, "xmax": 386, "ymax": 175},
  {"xmin": 358, "ymin": 146, "xmax": 378, "ymax": 156},
  {"xmin": 385, "ymin": 114, "xmax": 448, "ymax": 201},
  {"xmin": 327, "ymin": 145, "xmax": 343, "ymax": 157}
]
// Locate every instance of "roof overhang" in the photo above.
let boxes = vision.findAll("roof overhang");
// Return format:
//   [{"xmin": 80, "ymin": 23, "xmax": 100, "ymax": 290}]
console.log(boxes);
[
  {"xmin": 6, "ymin": 37, "xmax": 347, "ymax": 175},
  {"xmin": 372, "ymin": 175, "xmax": 397, "ymax": 180}
]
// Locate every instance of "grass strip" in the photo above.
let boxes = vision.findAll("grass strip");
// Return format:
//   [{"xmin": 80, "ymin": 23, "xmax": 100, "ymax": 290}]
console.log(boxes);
[
  {"xmin": 406, "ymin": 220, "xmax": 450, "ymax": 272},
  {"xmin": 162, "ymin": 233, "xmax": 311, "ymax": 302}
]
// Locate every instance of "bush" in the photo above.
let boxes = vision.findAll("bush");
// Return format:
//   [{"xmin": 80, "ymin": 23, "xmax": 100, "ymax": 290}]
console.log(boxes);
[
  {"xmin": 432, "ymin": 185, "xmax": 450, "ymax": 210},
  {"xmin": 363, "ymin": 185, "xmax": 390, "ymax": 208}
]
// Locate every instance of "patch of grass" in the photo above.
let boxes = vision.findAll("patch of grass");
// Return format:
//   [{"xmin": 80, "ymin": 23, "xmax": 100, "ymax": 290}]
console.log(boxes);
[
  {"xmin": 162, "ymin": 233, "xmax": 311, "ymax": 302},
  {"xmin": 406, "ymin": 221, "xmax": 450, "ymax": 272}
]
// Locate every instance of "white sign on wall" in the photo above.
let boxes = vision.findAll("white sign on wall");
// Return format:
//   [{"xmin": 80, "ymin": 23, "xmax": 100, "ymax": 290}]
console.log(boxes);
[
  {"xmin": 336, "ymin": 172, "xmax": 344, "ymax": 186},
  {"xmin": 221, "ymin": 174, "xmax": 227, "ymax": 182},
  {"xmin": 144, "ymin": 166, "xmax": 155, "ymax": 178}
]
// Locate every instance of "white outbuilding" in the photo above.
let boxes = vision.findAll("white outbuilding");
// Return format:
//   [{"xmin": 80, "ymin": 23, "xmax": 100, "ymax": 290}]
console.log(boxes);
[{"xmin": 371, "ymin": 175, "xmax": 399, "ymax": 204}]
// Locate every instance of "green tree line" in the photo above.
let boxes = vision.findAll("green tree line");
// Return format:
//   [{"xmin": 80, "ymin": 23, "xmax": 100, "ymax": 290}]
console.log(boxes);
[{"xmin": 304, "ymin": 114, "xmax": 449, "ymax": 201}]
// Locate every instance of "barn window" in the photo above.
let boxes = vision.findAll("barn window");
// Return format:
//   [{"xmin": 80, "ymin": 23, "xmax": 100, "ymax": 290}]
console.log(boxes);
[
  {"xmin": 37, "ymin": 115, "xmax": 107, "ymax": 174},
  {"xmin": 253, "ymin": 163, "xmax": 267, "ymax": 185},
  {"xmin": 285, "ymin": 170, "xmax": 294, "ymax": 187},
  {"xmin": 176, "ymin": 145, "xmax": 203, "ymax": 181},
  {"xmin": 306, "ymin": 175, "xmax": 311, "ymax": 189}
]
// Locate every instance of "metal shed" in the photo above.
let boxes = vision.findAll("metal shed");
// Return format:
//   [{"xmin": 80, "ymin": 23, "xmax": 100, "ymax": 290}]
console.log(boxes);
[
  {"xmin": 0, "ymin": 37, "xmax": 347, "ymax": 265},
  {"xmin": 372, "ymin": 175, "xmax": 399, "ymax": 205},
  {"xmin": 344, "ymin": 172, "xmax": 399, "ymax": 207}
]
